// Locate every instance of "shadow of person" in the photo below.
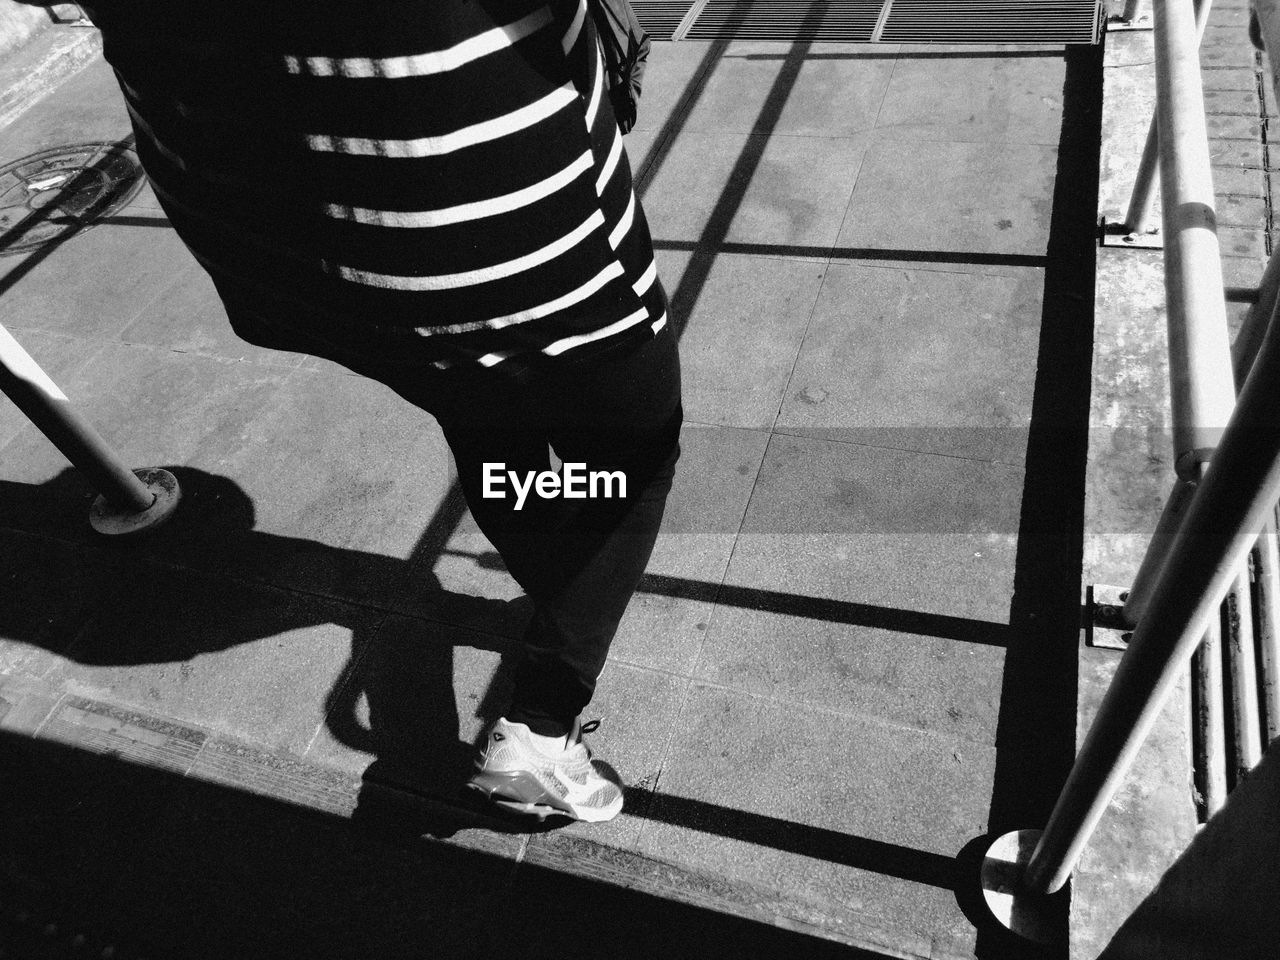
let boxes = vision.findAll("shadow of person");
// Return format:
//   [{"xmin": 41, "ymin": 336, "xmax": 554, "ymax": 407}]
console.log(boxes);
[{"xmin": 0, "ymin": 465, "xmax": 551, "ymax": 836}]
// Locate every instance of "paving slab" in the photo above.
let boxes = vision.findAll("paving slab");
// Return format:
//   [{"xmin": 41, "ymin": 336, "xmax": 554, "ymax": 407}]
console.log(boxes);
[
  {"xmin": 673, "ymin": 41, "xmax": 899, "ymax": 137},
  {"xmin": 1097, "ymin": 32, "xmax": 1157, "ymax": 225},
  {"xmin": 723, "ymin": 433, "xmax": 1022, "ymax": 624},
  {"xmin": 692, "ymin": 603, "xmax": 1005, "ymax": 746},
  {"xmin": 641, "ymin": 130, "xmax": 868, "ymax": 255},
  {"xmin": 630, "ymin": 39, "xmax": 722, "ymax": 135},
  {"xmin": 874, "ymin": 47, "xmax": 1066, "ymax": 146},
  {"xmin": 0, "ymin": 214, "xmax": 196, "ymax": 340},
  {"xmin": 835, "ymin": 138, "xmax": 1056, "ymax": 279},
  {"xmin": 0, "ymin": 674, "xmax": 63, "ymax": 738},
  {"xmin": 776, "ymin": 262, "xmax": 1044, "ymax": 464},
  {"xmin": 0, "ymin": 53, "xmax": 128, "ymax": 157},
  {"xmin": 657, "ymin": 249, "xmax": 827, "ymax": 429},
  {"xmin": 633, "ymin": 684, "xmax": 995, "ymax": 960},
  {"xmin": 213, "ymin": 365, "xmax": 460, "ymax": 607},
  {"xmin": 609, "ymin": 422, "xmax": 768, "ymax": 674},
  {"xmin": 118, "ymin": 260, "xmax": 306, "ymax": 369}
]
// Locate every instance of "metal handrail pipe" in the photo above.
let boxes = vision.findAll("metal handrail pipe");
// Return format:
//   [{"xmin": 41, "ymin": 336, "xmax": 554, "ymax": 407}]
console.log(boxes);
[
  {"xmin": 1154, "ymin": 0, "xmax": 1234, "ymax": 484},
  {"xmin": 1255, "ymin": 518, "xmax": 1280, "ymax": 743},
  {"xmin": 1122, "ymin": 118, "xmax": 1161, "ymax": 236},
  {"xmin": 1224, "ymin": 567, "xmax": 1263, "ymax": 778},
  {"xmin": 1121, "ymin": 0, "xmax": 1213, "ymax": 237},
  {"xmin": 1122, "ymin": 0, "xmax": 1148, "ymax": 21},
  {"xmin": 1192, "ymin": 616, "xmax": 1227, "ymax": 818},
  {"xmin": 0, "ymin": 324, "xmax": 153, "ymax": 513},
  {"xmin": 1022, "ymin": 289, "xmax": 1280, "ymax": 896},
  {"xmin": 1232, "ymin": 246, "xmax": 1280, "ymax": 386}
]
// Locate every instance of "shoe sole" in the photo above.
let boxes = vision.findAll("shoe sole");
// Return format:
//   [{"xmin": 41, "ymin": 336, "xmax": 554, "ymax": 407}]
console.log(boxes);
[{"xmin": 467, "ymin": 770, "xmax": 622, "ymax": 823}]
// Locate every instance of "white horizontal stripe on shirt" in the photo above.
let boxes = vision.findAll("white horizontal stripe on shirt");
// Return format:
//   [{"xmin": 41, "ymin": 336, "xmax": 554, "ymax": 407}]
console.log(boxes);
[
  {"xmin": 585, "ymin": 46, "xmax": 604, "ymax": 129},
  {"xmin": 595, "ymin": 128, "xmax": 623, "ymax": 195},
  {"xmin": 608, "ymin": 192, "xmax": 636, "ymax": 249},
  {"xmin": 329, "ymin": 210, "xmax": 606, "ymax": 290},
  {"xmin": 307, "ymin": 84, "xmax": 577, "ymax": 157},
  {"xmin": 632, "ymin": 260, "xmax": 657, "ymax": 296},
  {"xmin": 542, "ymin": 306, "xmax": 649, "ymax": 356},
  {"xmin": 562, "ymin": 0, "xmax": 587, "ymax": 53},
  {"xmin": 650, "ymin": 312, "xmax": 668, "ymax": 334},
  {"xmin": 416, "ymin": 262, "xmax": 624, "ymax": 335},
  {"xmin": 284, "ymin": 8, "xmax": 552, "ymax": 78},
  {"xmin": 325, "ymin": 151, "xmax": 593, "ymax": 227}
]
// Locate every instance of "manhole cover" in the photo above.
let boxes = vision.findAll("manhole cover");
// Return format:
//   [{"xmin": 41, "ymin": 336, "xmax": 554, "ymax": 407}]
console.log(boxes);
[{"xmin": 0, "ymin": 141, "xmax": 146, "ymax": 256}]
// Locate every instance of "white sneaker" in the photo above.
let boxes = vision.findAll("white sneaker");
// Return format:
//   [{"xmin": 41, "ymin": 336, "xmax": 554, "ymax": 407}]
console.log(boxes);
[{"xmin": 467, "ymin": 717, "xmax": 624, "ymax": 823}]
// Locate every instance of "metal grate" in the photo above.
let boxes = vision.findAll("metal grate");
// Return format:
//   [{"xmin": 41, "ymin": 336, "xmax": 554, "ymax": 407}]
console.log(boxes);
[
  {"xmin": 878, "ymin": 0, "xmax": 1104, "ymax": 43},
  {"xmin": 630, "ymin": 0, "xmax": 1104, "ymax": 44},
  {"xmin": 0, "ymin": 142, "xmax": 145, "ymax": 256},
  {"xmin": 683, "ymin": 1, "xmax": 884, "ymax": 42},
  {"xmin": 633, "ymin": 1, "xmax": 700, "ymax": 40}
]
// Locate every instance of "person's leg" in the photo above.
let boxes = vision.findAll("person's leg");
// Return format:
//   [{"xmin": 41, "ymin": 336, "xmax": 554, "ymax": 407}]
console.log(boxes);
[{"xmin": 504, "ymin": 326, "xmax": 683, "ymax": 736}]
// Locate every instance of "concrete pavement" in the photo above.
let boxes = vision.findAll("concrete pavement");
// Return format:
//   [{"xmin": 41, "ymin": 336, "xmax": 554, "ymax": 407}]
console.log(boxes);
[{"xmin": 1, "ymin": 10, "xmax": 1250, "ymax": 958}]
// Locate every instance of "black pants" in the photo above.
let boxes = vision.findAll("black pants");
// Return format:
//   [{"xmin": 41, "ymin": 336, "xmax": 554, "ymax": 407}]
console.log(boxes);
[{"xmin": 375, "ymin": 328, "xmax": 682, "ymax": 737}]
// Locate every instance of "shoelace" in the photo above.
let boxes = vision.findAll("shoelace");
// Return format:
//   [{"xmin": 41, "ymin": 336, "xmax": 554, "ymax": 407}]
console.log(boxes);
[{"xmin": 570, "ymin": 719, "xmax": 602, "ymax": 762}]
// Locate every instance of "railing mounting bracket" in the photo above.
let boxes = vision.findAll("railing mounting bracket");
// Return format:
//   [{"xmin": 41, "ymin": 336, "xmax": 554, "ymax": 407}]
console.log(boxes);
[
  {"xmin": 1100, "ymin": 219, "xmax": 1163, "ymax": 249},
  {"xmin": 1087, "ymin": 584, "xmax": 1135, "ymax": 651}
]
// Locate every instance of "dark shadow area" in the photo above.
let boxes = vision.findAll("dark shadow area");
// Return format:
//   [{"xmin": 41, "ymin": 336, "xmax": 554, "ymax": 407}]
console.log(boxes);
[
  {"xmin": 0, "ymin": 466, "xmax": 518, "ymax": 805},
  {"xmin": 92, "ymin": 214, "xmax": 173, "ymax": 228},
  {"xmin": 0, "ymin": 729, "xmax": 894, "ymax": 960},
  {"xmin": 0, "ymin": 464, "xmax": 1039, "ymax": 955},
  {"xmin": 634, "ymin": 787, "xmax": 961, "ymax": 888},
  {"xmin": 640, "ymin": 573, "xmax": 1011, "ymax": 646},
  {"xmin": 652, "ymin": 238, "xmax": 1049, "ymax": 268},
  {"xmin": 964, "ymin": 41, "xmax": 1106, "ymax": 960}
]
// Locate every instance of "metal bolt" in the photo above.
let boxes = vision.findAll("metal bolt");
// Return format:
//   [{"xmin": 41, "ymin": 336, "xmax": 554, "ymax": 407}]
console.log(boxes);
[{"xmin": 1095, "ymin": 604, "xmax": 1123, "ymax": 624}]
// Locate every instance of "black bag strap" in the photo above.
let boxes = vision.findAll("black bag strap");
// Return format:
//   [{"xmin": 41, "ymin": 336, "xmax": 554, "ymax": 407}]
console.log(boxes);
[{"xmin": 587, "ymin": 0, "xmax": 650, "ymax": 133}]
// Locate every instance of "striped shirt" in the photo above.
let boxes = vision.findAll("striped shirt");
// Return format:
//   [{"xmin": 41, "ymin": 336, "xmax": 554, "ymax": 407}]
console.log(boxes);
[{"xmin": 87, "ymin": 0, "xmax": 666, "ymax": 374}]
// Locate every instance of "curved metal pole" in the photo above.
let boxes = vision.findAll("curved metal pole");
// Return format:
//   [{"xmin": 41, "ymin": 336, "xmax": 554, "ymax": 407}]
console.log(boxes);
[
  {"xmin": 1021, "ymin": 0, "xmax": 1253, "ymax": 895},
  {"xmin": 1024, "ymin": 294, "xmax": 1280, "ymax": 894}
]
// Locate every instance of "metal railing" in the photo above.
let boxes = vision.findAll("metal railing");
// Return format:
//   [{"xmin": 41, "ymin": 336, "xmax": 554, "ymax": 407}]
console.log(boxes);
[
  {"xmin": 983, "ymin": 0, "xmax": 1280, "ymax": 940},
  {"xmin": 0, "ymin": 323, "xmax": 180, "ymax": 535}
]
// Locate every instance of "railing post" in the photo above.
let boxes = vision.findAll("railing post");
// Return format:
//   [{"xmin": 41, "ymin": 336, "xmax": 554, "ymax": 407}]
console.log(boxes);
[
  {"xmin": 982, "ymin": 287, "xmax": 1280, "ymax": 938},
  {"xmin": 1119, "ymin": 0, "xmax": 1214, "ymax": 238},
  {"xmin": 979, "ymin": 0, "xmax": 1254, "ymax": 939},
  {"xmin": 0, "ymin": 324, "xmax": 180, "ymax": 535}
]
